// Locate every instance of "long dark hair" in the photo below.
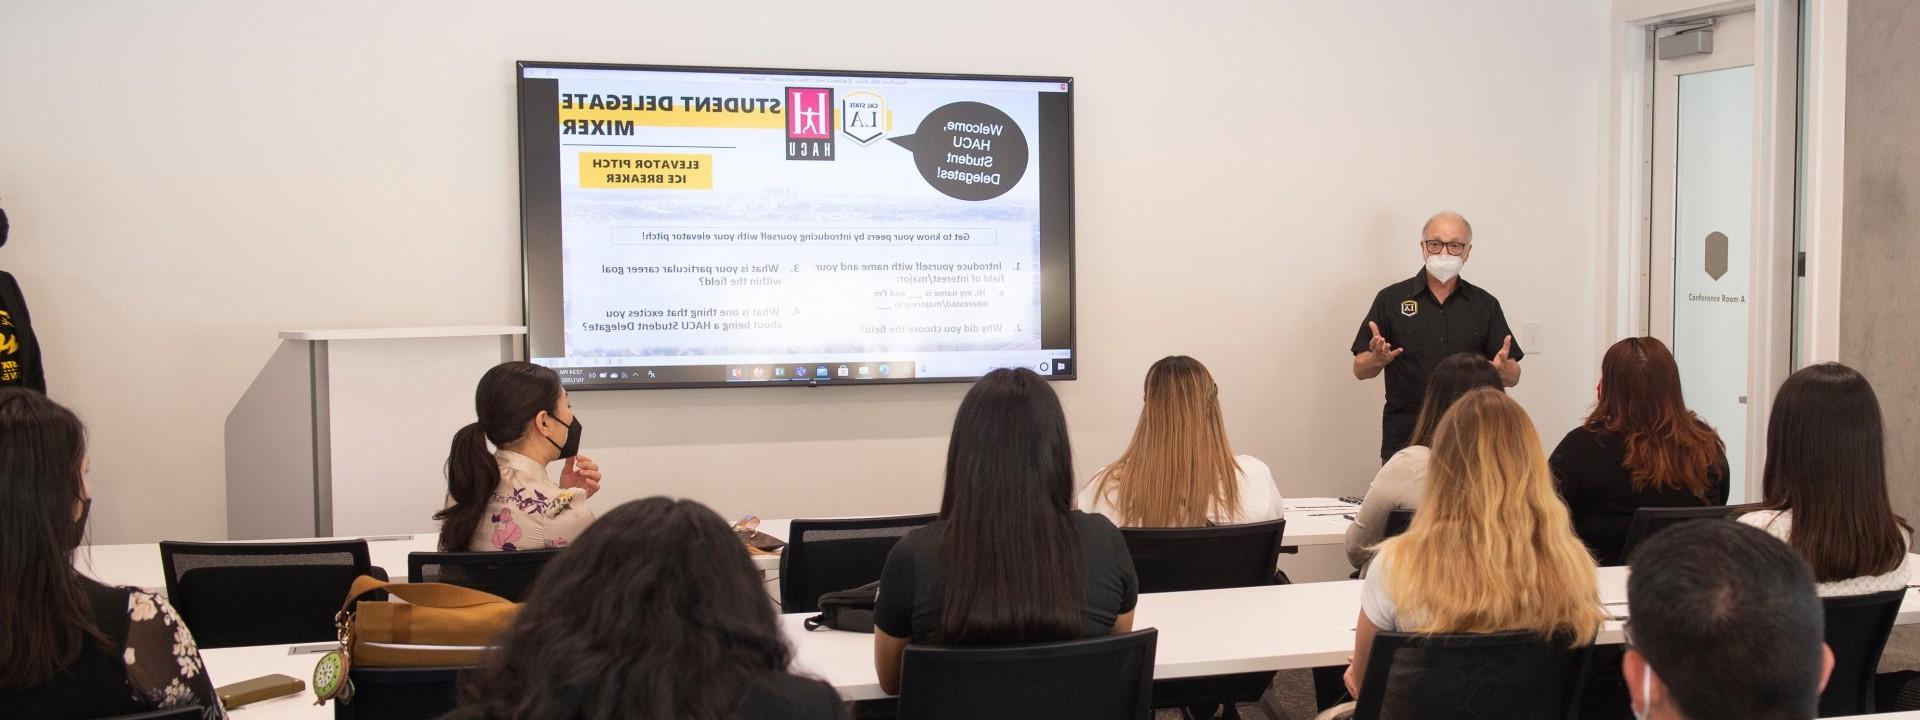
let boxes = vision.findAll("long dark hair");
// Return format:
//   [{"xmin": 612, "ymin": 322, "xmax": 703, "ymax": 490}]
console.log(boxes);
[
  {"xmin": 1406, "ymin": 353, "xmax": 1505, "ymax": 447},
  {"xmin": 936, "ymin": 368, "xmax": 1083, "ymax": 645},
  {"xmin": 1585, "ymin": 337, "xmax": 1725, "ymax": 499},
  {"xmin": 0, "ymin": 388, "xmax": 106, "ymax": 688},
  {"xmin": 435, "ymin": 362, "xmax": 563, "ymax": 551},
  {"xmin": 452, "ymin": 498, "xmax": 793, "ymax": 720},
  {"xmin": 1761, "ymin": 363, "xmax": 1908, "ymax": 582}
]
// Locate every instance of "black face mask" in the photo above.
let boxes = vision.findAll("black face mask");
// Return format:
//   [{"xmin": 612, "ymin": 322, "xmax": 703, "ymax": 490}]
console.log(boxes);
[
  {"xmin": 71, "ymin": 497, "xmax": 91, "ymax": 548},
  {"xmin": 1, "ymin": 206, "xmax": 9, "ymax": 248},
  {"xmin": 544, "ymin": 413, "xmax": 582, "ymax": 459}
]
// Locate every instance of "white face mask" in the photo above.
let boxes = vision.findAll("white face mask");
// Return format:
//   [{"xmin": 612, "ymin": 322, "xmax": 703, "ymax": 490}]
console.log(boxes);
[
  {"xmin": 1425, "ymin": 253, "xmax": 1465, "ymax": 283},
  {"xmin": 1634, "ymin": 662, "xmax": 1653, "ymax": 720}
]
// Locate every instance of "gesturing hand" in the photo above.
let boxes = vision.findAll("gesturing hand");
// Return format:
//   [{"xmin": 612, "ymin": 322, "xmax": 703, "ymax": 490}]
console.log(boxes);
[
  {"xmin": 1491, "ymin": 335, "xmax": 1521, "ymax": 386},
  {"xmin": 1367, "ymin": 321, "xmax": 1405, "ymax": 367},
  {"xmin": 560, "ymin": 455, "xmax": 602, "ymax": 498}
]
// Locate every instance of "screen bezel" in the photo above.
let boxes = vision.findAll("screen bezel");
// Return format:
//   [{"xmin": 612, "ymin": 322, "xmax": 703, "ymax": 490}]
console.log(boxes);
[{"xmin": 516, "ymin": 60, "xmax": 1076, "ymax": 391}]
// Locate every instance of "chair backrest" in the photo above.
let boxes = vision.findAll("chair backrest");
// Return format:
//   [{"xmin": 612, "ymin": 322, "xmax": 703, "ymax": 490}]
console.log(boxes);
[
  {"xmin": 779, "ymin": 513, "xmax": 937, "ymax": 614},
  {"xmin": 1119, "ymin": 519, "xmax": 1287, "ymax": 593},
  {"xmin": 1819, "ymin": 589, "xmax": 1905, "ymax": 717},
  {"xmin": 159, "ymin": 539, "xmax": 373, "ymax": 648},
  {"xmin": 1382, "ymin": 510, "xmax": 1415, "ymax": 540},
  {"xmin": 335, "ymin": 666, "xmax": 467, "ymax": 720},
  {"xmin": 1353, "ymin": 629, "xmax": 1593, "ymax": 720},
  {"xmin": 898, "ymin": 629, "xmax": 1158, "ymax": 720},
  {"xmin": 102, "ymin": 707, "xmax": 207, "ymax": 720},
  {"xmin": 407, "ymin": 549, "xmax": 562, "ymax": 602},
  {"xmin": 1619, "ymin": 505, "xmax": 1755, "ymax": 562}
]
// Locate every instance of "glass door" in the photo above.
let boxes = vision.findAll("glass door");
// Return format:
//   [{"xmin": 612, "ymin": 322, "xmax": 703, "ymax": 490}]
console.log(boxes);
[{"xmin": 1649, "ymin": 10, "xmax": 1756, "ymax": 501}]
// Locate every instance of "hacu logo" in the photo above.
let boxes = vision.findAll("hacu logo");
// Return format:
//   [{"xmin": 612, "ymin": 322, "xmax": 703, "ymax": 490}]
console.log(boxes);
[{"xmin": 785, "ymin": 87, "xmax": 835, "ymax": 161}]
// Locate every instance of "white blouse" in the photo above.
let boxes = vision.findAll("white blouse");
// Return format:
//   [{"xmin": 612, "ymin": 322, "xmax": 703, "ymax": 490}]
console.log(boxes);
[
  {"xmin": 1077, "ymin": 455, "xmax": 1284, "ymax": 527},
  {"xmin": 463, "ymin": 449, "xmax": 595, "ymax": 551},
  {"xmin": 1737, "ymin": 509, "xmax": 1912, "ymax": 597}
]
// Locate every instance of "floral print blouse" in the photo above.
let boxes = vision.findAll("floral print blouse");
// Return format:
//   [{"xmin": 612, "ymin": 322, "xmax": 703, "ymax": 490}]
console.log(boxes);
[
  {"xmin": 464, "ymin": 449, "xmax": 595, "ymax": 551},
  {"xmin": 124, "ymin": 589, "xmax": 225, "ymax": 718}
]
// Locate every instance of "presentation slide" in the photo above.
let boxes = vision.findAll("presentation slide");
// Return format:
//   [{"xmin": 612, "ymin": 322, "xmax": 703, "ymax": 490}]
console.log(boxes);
[{"xmin": 518, "ymin": 62, "xmax": 1075, "ymax": 390}]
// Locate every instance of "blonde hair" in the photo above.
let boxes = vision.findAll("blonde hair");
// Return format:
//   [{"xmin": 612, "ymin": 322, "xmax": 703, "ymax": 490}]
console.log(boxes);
[
  {"xmin": 1379, "ymin": 388, "xmax": 1604, "ymax": 643},
  {"xmin": 1091, "ymin": 356, "xmax": 1242, "ymax": 527}
]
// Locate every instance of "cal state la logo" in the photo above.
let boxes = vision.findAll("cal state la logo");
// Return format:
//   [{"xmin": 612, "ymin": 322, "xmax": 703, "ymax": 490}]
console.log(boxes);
[
  {"xmin": 784, "ymin": 87, "xmax": 835, "ymax": 161},
  {"xmin": 841, "ymin": 91, "xmax": 890, "ymax": 145},
  {"xmin": 1400, "ymin": 300, "xmax": 1418, "ymax": 317}
]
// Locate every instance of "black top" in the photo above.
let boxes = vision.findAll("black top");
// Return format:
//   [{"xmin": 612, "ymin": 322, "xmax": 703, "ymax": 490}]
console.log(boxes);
[
  {"xmin": 734, "ymin": 672, "xmax": 848, "ymax": 720},
  {"xmin": 874, "ymin": 511, "xmax": 1139, "ymax": 645},
  {"xmin": 1550, "ymin": 426, "xmax": 1729, "ymax": 566},
  {"xmin": 0, "ymin": 271, "xmax": 46, "ymax": 394},
  {"xmin": 1351, "ymin": 269, "xmax": 1521, "ymax": 459},
  {"xmin": 0, "ymin": 578, "xmax": 223, "ymax": 719}
]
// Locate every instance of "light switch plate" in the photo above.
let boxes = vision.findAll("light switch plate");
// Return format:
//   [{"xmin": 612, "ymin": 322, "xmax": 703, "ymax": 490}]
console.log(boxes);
[{"xmin": 1520, "ymin": 321, "xmax": 1544, "ymax": 354}]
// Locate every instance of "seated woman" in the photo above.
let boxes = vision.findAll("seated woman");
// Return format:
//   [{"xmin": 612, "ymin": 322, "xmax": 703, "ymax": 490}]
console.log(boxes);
[
  {"xmin": 435, "ymin": 361, "xmax": 602, "ymax": 552},
  {"xmin": 1329, "ymin": 388, "xmax": 1604, "ymax": 717},
  {"xmin": 874, "ymin": 368, "xmax": 1139, "ymax": 695},
  {"xmin": 1078, "ymin": 355, "xmax": 1283, "ymax": 527},
  {"xmin": 0, "ymin": 389, "xmax": 224, "ymax": 719},
  {"xmin": 1343, "ymin": 353, "xmax": 1503, "ymax": 570},
  {"xmin": 1739, "ymin": 363, "xmax": 1911, "ymax": 596},
  {"xmin": 1551, "ymin": 337, "xmax": 1728, "ymax": 566},
  {"xmin": 447, "ymin": 497, "xmax": 844, "ymax": 719}
]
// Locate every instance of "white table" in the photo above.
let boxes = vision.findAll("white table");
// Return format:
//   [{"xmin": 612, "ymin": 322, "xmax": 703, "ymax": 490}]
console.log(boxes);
[
  {"xmin": 78, "ymin": 528, "xmax": 792, "ymax": 595},
  {"xmin": 89, "ymin": 502, "xmax": 1352, "ymax": 597},
  {"xmin": 206, "ymin": 554, "xmax": 1920, "ymax": 712}
]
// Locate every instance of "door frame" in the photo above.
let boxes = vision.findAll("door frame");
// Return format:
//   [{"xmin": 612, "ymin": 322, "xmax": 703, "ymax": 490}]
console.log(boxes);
[{"xmin": 1600, "ymin": 0, "xmax": 1798, "ymax": 501}]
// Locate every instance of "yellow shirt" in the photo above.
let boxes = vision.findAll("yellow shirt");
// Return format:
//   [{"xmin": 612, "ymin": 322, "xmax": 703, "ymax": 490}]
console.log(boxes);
[{"xmin": 466, "ymin": 449, "xmax": 595, "ymax": 551}]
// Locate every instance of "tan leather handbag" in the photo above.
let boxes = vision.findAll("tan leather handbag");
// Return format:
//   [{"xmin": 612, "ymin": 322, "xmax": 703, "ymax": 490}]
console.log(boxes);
[{"xmin": 311, "ymin": 575, "xmax": 519, "ymax": 704}]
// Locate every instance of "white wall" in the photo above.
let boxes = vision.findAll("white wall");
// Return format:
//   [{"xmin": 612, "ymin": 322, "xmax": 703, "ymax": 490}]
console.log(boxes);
[{"xmin": 0, "ymin": 0, "xmax": 1610, "ymax": 544}]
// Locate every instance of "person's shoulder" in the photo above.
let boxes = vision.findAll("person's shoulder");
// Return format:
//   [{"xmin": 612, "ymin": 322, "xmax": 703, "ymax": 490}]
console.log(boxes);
[
  {"xmin": 1555, "ymin": 425, "xmax": 1611, "ymax": 451},
  {"xmin": 740, "ymin": 672, "xmax": 844, "ymax": 718},
  {"xmin": 1071, "ymin": 509, "xmax": 1120, "ymax": 533},
  {"xmin": 1380, "ymin": 446, "xmax": 1429, "ymax": 475},
  {"xmin": 1736, "ymin": 508, "xmax": 1787, "ymax": 530},
  {"xmin": 1379, "ymin": 272, "xmax": 1425, "ymax": 299},
  {"xmin": 1071, "ymin": 510, "xmax": 1128, "ymax": 549},
  {"xmin": 898, "ymin": 519, "xmax": 946, "ymax": 548},
  {"xmin": 1234, "ymin": 454, "xmax": 1274, "ymax": 481},
  {"xmin": 1457, "ymin": 275, "xmax": 1502, "ymax": 302}
]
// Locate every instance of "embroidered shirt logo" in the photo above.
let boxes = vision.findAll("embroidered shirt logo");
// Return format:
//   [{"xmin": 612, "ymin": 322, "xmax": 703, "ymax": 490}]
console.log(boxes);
[{"xmin": 1400, "ymin": 300, "xmax": 1418, "ymax": 318}]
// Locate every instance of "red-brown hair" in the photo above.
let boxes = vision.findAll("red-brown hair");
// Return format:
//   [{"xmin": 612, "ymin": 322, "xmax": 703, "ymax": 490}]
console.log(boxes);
[{"xmin": 1584, "ymin": 337, "xmax": 1725, "ymax": 499}]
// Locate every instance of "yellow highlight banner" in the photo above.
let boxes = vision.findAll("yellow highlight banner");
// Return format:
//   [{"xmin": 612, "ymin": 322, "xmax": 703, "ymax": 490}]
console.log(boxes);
[
  {"xmin": 580, "ymin": 153, "xmax": 713, "ymax": 190},
  {"xmin": 559, "ymin": 108, "xmax": 784, "ymax": 129}
]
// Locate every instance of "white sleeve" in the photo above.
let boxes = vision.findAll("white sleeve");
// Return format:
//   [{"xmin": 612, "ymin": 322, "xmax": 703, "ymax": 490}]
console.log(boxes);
[
  {"xmin": 1076, "ymin": 473, "xmax": 1114, "ymax": 520},
  {"xmin": 1360, "ymin": 550, "xmax": 1400, "ymax": 631},
  {"xmin": 1235, "ymin": 456, "xmax": 1284, "ymax": 523}
]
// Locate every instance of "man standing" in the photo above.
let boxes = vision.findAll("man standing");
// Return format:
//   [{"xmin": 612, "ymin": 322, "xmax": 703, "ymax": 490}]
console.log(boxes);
[{"xmin": 1351, "ymin": 211, "xmax": 1520, "ymax": 461}]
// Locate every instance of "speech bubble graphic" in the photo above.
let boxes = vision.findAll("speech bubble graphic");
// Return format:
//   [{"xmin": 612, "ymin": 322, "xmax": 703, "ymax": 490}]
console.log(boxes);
[{"xmin": 889, "ymin": 101, "xmax": 1029, "ymax": 201}]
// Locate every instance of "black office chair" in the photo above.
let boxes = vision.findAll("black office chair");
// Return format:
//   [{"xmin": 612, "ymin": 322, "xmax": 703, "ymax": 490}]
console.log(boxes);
[
  {"xmin": 334, "ymin": 666, "xmax": 467, "ymax": 720},
  {"xmin": 102, "ymin": 707, "xmax": 207, "ymax": 720},
  {"xmin": 408, "ymin": 548, "xmax": 562, "ymax": 602},
  {"xmin": 1352, "ymin": 630, "xmax": 1594, "ymax": 720},
  {"xmin": 1819, "ymin": 589, "xmax": 1905, "ymax": 717},
  {"xmin": 897, "ymin": 629, "xmax": 1158, "ymax": 720},
  {"xmin": 779, "ymin": 513, "xmax": 937, "ymax": 614},
  {"xmin": 1120, "ymin": 519, "xmax": 1283, "ymax": 719},
  {"xmin": 1382, "ymin": 510, "xmax": 1415, "ymax": 540},
  {"xmin": 1121, "ymin": 518, "xmax": 1286, "ymax": 593},
  {"xmin": 1619, "ymin": 505, "xmax": 1755, "ymax": 562},
  {"xmin": 159, "ymin": 539, "xmax": 376, "ymax": 648}
]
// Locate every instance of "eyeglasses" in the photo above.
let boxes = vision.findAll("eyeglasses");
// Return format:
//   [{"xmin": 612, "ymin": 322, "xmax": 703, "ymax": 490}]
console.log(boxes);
[{"xmin": 1423, "ymin": 240, "xmax": 1471, "ymax": 256}]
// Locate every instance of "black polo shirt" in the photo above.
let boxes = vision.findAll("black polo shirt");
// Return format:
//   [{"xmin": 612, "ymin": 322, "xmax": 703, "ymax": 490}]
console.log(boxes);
[{"xmin": 1350, "ymin": 269, "xmax": 1522, "ymax": 460}]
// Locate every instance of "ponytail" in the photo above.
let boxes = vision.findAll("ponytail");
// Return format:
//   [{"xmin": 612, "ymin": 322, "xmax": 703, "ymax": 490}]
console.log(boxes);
[
  {"xmin": 435, "ymin": 422, "xmax": 497, "ymax": 551},
  {"xmin": 434, "ymin": 362, "xmax": 564, "ymax": 552}
]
